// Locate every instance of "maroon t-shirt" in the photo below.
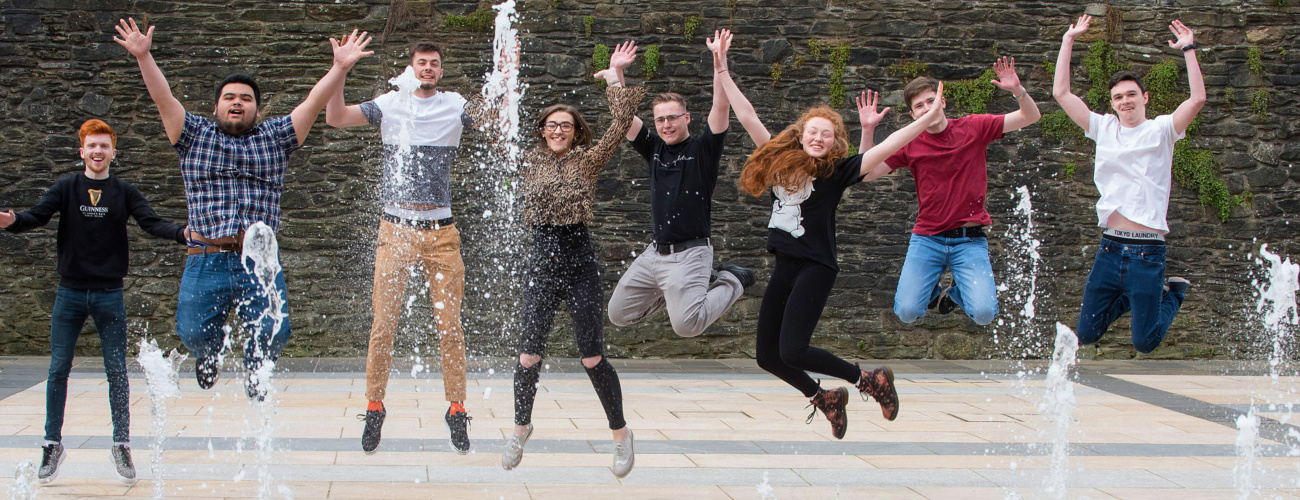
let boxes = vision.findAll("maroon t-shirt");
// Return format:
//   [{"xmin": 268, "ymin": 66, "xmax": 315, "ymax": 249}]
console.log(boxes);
[{"xmin": 884, "ymin": 114, "xmax": 1004, "ymax": 235}]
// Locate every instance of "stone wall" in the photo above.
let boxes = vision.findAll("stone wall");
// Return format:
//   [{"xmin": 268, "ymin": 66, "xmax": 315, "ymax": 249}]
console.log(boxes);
[{"xmin": 0, "ymin": 0, "xmax": 1296, "ymax": 362}]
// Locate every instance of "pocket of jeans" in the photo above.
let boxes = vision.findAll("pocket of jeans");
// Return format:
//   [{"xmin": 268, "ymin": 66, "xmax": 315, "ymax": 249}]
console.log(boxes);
[{"xmin": 1140, "ymin": 249, "xmax": 1166, "ymax": 265}]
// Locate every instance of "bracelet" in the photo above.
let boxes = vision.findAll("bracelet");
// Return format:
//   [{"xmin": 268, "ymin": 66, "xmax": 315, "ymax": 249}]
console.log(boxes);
[
  {"xmin": 716, "ymin": 69, "xmax": 728, "ymax": 74},
  {"xmin": 1014, "ymin": 89, "xmax": 1029, "ymax": 100},
  {"xmin": 1181, "ymin": 43, "xmax": 1198, "ymax": 52}
]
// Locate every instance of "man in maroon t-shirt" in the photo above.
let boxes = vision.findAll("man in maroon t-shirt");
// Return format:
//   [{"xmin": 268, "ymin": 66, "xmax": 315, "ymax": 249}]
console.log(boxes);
[{"xmin": 855, "ymin": 58, "xmax": 1041, "ymax": 325}]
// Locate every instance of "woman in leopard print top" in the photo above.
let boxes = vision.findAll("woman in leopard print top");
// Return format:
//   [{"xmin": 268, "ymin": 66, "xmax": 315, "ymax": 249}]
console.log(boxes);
[{"xmin": 504, "ymin": 41, "xmax": 644, "ymax": 479}]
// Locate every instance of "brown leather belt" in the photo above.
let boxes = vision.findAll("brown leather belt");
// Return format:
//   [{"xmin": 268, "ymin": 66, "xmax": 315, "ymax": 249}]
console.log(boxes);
[{"xmin": 187, "ymin": 243, "xmax": 242, "ymax": 255}]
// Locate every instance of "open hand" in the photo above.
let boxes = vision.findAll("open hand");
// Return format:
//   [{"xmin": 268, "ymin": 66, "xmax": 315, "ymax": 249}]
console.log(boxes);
[
  {"xmin": 608, "ymin": 40, "xmax": 637, "ymax": 72},
  {"xmin": 991, "ymin": 56, "xmax": 1023, "ymax": 94},
  {"xmin": 113, "ymin": 18, "xmax": 154, "ymax": 58},
  {"xmin": 922, "ymin": 81, "xmax": 946, "ymax": 127},
  {"xmin": 0, "ymin": 210, "xmax": 14, "ymax": 229},
  {"xmin": 1167, "ymin": 20, "xmax": 1194, "ymax": 50},
  {"xmin": 1064, "ymin": 14, "xmax": 1091, "ymax": 41},
  {"xmin": 332, "ymin": 29, "xmax": 373, "ymax": 69},
  {"xmin": 706, "ymin": 29, "xmax": 732, "ymax": 56},
  {"xmin": 855, "ymin": 90, "xmax": 889, "ymax": 129}
]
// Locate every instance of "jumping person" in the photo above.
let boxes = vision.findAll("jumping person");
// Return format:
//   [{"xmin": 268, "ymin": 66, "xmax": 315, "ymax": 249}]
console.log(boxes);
[
  {"xmin": 606, "ymin": 29, "xmax": 754, "ymax": 338},
  {"xmin": 114, "ymin": 19, "xmax": 372, "ymax": 399},
  {"xmin": 715, "ymin": 36, "xmax": 946, "ymax": 438},
  {"xmin": 326, "ymin": 41, "xmax": 480, "ymax": 455},
  {"xmin": 2, "ymin": 119, "xmax": 187, "ymax": 484},
  {"xmin": 1052, "ymin": 15, "xmax": 1204, "ymax": 352},
  {"xmin": 857, "ymin": 59, "xmax": 1042, "ymax": 327},
  {"xmin": 500, "ymin": 41, "xmax": 644, "ymax": 478}
]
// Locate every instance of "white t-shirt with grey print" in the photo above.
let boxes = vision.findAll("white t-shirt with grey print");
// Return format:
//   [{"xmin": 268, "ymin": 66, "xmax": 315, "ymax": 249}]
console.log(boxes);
[{"xmin": 360, "ymin": 90, "xmax": 473, "ymax": 209}]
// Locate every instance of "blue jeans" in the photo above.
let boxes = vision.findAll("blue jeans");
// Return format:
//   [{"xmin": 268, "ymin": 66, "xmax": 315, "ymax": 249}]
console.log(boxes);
[
  {"xmin": 894, "ymin": 234, "xmax": 999, "ymax": 325},
  {"xmin": 45, "ymin": 286, "xmax": 130, "ymax": 444},
  {"xmin": 176, "ymin": 252, "xmax": 291, "ymax": 370},
  {"xmin": 1076, "ymin": 238, "xmax": 1186, "ymax": 353}
]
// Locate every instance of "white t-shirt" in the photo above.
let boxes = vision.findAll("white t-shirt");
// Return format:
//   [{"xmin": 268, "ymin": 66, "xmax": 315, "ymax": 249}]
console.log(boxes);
[
  {"xmin": 359, "ymin": 91, "xmax": 473, "ymax": 207},
  {"xmin": 1085, "ymin": 112, "xmax": 1185, "ymax": 233}
]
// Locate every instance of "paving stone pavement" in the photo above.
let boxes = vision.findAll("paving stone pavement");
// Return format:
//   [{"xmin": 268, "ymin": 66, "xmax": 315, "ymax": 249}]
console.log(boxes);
[{"xmin": 0, "ymin": 356, "xmax": 1297, "ymax": 499}]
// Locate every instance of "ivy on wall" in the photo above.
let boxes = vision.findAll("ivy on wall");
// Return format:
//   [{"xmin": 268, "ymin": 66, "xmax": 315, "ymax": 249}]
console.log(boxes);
[
  {"xmin": 828, "ymin": 44, "xmax": 850, "ymax": 107},
  {"xmin": 643, "ymin": 45, "xmax": 660, "ymax": 79}
]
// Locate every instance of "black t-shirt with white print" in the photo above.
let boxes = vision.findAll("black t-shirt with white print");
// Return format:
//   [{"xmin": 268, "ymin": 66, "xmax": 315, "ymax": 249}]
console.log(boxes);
[
  {"xmin": 630, "ymin": 125, "xmax": 727, "ymax": 244},
  {"xmin": 765, "ymin": 155, "xmax": 864, "ymax": 271}
]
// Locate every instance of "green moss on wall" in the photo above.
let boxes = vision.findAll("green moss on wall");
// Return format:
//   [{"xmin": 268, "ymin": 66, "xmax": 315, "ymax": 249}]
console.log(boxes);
[
  {"xmin": 592, "ymin": 44, "xmax": 610, "ymax": 87},
  {"xmin": 828, "ymin": 44, "xmax": 851, "ymax": 107},
  {"xmin": 643, "ymin": 45, "xmax": 660, "ymax": 80},
  {"xmin": 945, "ymin": 69, "xmax": 997, "ymax": 115},
  {"xmin": 443, "ymin": 8, "xmax": 493, "ymax": 33},
  {"xmin": 1084, "ymin": 40, "xmax": 1127, "ymax": 111}
]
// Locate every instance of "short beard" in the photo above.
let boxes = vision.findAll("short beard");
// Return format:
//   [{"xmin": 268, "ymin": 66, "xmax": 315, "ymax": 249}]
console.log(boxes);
[
  {"xmin": 216, "ymin": 115, "xmax": 256, "ymax": 136},
  {"xmin": 420, "ymin": 81, "xmax": 437, "ymax": 91}
]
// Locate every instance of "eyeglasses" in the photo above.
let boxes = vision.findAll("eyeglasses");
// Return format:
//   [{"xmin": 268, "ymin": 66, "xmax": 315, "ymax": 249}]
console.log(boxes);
[
  {"xmin": 653, "ymin": 113, "xmax": 687, "ymax": 125},
  {"xmin": 543, "ymin": 121, "xmax": 574, "ymax": 132}
]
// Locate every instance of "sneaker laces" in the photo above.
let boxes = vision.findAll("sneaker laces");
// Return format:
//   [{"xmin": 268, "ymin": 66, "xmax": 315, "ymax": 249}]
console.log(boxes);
[{"xmin": 804, "ymin": 380, "xmax": 823, "ymax": 424}]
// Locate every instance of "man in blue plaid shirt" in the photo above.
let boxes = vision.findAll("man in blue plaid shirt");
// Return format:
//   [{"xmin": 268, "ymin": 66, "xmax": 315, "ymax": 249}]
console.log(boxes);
[{"xmin": 115, "ymin": 18, "xmax": 374, "ymax": 399}]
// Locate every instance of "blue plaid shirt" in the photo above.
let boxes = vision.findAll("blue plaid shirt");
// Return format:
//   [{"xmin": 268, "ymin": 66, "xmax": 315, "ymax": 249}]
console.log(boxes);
[{"xmin": 174, "ymin": 112, "xmax": 300, "ymax": 238}]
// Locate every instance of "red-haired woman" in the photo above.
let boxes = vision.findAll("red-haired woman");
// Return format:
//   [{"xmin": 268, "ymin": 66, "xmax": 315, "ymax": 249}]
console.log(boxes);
[
  {"xmin": 715, "ymin": 32, "xmax": 945, "ymax": 438},
  {"xmin": 500, "ymin": 41, "xmax": 645, "ymax": 478}
]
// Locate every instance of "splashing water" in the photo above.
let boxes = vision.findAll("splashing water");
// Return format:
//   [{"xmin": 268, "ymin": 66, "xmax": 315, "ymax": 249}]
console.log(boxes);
[
  {"xmin": 1254, "ymin": 244, "xmax": 1299, "ymax": 380},
  {"xmin": 137, "ymin": 338, "xmax": 187, "ymax": 499},
  {"xmin": 1011, "ymin": 187, "xmax": 1041, "ymax": 324},
  {"xmin": 241, "ymin": 222, "xmax": 288, "ymax": 500},
  {"xmin": 1233, "ymin": 408, "xmax": 1261, "ymax": 500},
  {"xmin": 755, "ymin": 470, "xmax": 775, "ymax": 499},
  {"xmin": 484, "ymin": 0, "xmax": 524, "ymax": 166},
  {"xmin": 1038, "ymin": 323, "xmax": 1079, "ymax": 500},
  {"xmin": 8, "ymin": 460, "xmax": 38, "ymax": 500}
]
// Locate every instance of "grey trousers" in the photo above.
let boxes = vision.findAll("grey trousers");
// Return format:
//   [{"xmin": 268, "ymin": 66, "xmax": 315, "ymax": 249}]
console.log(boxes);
[{"xmin": 607, "ymin": 244, "xmax": 744, "ymax": 337}]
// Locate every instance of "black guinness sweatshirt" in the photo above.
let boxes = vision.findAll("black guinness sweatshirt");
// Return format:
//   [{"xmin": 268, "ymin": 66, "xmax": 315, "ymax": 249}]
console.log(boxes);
[{"xmin": 5, "ymin": 173, "xmax": 186, "ymax": 289}]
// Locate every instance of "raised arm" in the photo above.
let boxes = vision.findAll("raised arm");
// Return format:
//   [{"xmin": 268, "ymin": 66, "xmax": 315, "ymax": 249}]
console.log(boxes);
[
  {"xmin": 1051, "ymin": 15, "xmax": 1093, "ymax": 131},
  {"xmin": 290, "ymin": 30, "xmax": 373, "ymax": 145},
  {"xmin": 854, "ymin": 90, "xmax": 894, "ymax": 181},
  {"xmin": 859, "ymin": 82, "xmax": 947, "ymax": 170},
  {"xmin": 596, "ymin": 41, "xmax": 644, "ymax": 141},
  {"xmin": 1167, "ymin": 20, "xmax": 1205, "ymax": 135},
  {"xmin": 991, "ymin": 56, "xmax": 1041, "ymax": 133},
  {"xmin": 114, "ymin": 18, "xmax": 186, "ymax": 145},
  {"xmin": 325, "ymin": 34, "xmax": 370, "ymax": 129},
  {"xmin": 705, "ymin": 29, "xmax": 733, "ymax": 134},
  {"xmin": 715, "ymin": 34, "xmax": 771, "ymax": 147}
]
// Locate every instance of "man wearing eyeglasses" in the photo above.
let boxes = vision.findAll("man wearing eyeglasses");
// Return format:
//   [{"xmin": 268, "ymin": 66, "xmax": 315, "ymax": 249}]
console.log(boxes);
[{"xmin": 607, "ymin": 29, "xmax": 754, "ymax": 338}]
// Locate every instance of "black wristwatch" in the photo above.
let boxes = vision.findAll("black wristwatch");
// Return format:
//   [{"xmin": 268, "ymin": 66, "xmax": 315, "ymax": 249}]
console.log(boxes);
[{"xmin": 1182, "ymin": 43, "xmax": 1198, "ymax": 52}]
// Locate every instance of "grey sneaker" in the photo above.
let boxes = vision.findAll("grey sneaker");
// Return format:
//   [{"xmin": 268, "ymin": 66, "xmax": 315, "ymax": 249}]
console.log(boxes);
[
  {"xmin": 501, "ymin": 424, "xmax": 532, "ymax": 470},
  {"xmin": 611, "ymin": 429, "xmax": 634, "ymax": 478},
  {"xmin": 111, "ymin": 444, "xmax": 136, "ymax": 484},
  {"xmin": 38, "ymin": 442, "xmax": 64, "ymax": 484},
  {"xmin": 1165, "ymin": 277, "xmax": 1191, "ymax": 295}
]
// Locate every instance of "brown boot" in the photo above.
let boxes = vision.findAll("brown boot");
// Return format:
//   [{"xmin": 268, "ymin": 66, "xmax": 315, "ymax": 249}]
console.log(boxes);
[
  {"xmin": 806, "ymin": 386, "xmax": 849, "ymax": 439},
  {"xmin": 856, "ymin": 364, "xmax": 900, "ymax": 421}
]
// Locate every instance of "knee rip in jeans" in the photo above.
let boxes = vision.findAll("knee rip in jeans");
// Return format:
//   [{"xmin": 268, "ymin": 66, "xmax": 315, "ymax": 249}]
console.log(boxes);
[
  {"xmin": 519, "ymin": 353, "xmax": 542, "ymax": 368},
  {"xmin": 581, "ymin": 355, "xmax": 603, "ymax": 369}
]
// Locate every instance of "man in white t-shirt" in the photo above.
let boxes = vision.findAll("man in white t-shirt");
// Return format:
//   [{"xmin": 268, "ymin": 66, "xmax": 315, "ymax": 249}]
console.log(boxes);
[
  {"xmin": 1051, "ymin": 15, "xmax": 1206, "ymax": 352},
  {"xmin": 326, "ymin": 41, "xmax": 474, "ymax": 454}
]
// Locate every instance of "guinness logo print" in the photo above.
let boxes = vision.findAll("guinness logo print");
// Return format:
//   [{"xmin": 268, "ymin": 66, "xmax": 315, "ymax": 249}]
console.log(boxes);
[{"xmin": 88, "ymin": 189, "xmax": 102, "ymax": 206}]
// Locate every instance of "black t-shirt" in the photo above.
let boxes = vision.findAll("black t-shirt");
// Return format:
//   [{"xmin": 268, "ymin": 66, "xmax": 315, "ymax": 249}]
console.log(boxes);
[
  {"xmin": 765, "ymin": 155, "xmax": 865, "ymax": 271},
  {"xmin": 630, "ymin": 126, "xmax": 727, "ymax": 244},
  {"xmin": 5, "ymin": 173, "xmax": 186, "ymax": 289}
]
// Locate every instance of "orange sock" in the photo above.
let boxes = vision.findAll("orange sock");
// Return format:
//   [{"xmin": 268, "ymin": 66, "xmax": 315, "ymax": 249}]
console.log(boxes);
[
  {"xmin": 367, "ymin": 400, "xmax": 384, "ymax": 412},
  {"xmin": 449, "ymin": 401, "xmax": 465, "ymax": 414}
]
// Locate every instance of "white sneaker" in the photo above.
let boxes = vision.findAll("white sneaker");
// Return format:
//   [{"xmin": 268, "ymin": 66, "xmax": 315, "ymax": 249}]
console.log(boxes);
[
  {"xmin": 501, "ymin": 424, "xmax": 532, "ymax": 470},
  {"xmin": 612, "ymin": 429, "xmax": 634, "ymax": 478}
]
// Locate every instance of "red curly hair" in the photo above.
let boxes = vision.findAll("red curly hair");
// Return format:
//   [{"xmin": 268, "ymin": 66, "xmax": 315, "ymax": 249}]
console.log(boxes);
[{"xmin": 737, "ymin": 106, "xmax": 849, "ymax": 198}]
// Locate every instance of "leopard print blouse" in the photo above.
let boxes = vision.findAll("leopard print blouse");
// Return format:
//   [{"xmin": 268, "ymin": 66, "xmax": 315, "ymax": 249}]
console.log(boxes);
[{"xmin": 518, "ymin": 85, "xmax": 645, "ymax": 226}]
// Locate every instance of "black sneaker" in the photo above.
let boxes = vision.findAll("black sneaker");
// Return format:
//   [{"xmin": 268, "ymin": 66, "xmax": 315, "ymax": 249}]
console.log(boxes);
[
  {"xmin": 244, "ymin": 371, "xmax": 267, "ymax": 402},
  {"xmin": 38, "ymin": 442, "xmax": 64, "ymax": 484},
  {"xmin": 717, "ymin": 263, "xmax": 756, "ymax": 288},
  {"xmin": 196, "ymin": 355, "xmax": 219, "ymax": 390},
  {"xmin": 359, "ymin": 404, "xmax": 385, "ymax": 454},
  {"xmin": 445, "ymin": 406, "xmax": 471, "ymax": 454},
  {"xmin": 1165, "ymin": 277, "xmax": 1191, "ymax": 295},
  {"xmin": 111, "ymin": 444, "xmax": 136, "ymax": 484},
  {"xmin": 927, "ymin": 287, "xmax": 957, "ymax": 315}
]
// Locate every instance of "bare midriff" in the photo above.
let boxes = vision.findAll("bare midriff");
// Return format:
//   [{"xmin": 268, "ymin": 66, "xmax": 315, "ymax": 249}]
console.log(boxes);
[
  {"xmin": 1105, "ymin": 211, "xmax": 1163, "ymax": 234},
  {"xmin": 392, "ymin": 202, "xmax": 448, "ymax": 211}
]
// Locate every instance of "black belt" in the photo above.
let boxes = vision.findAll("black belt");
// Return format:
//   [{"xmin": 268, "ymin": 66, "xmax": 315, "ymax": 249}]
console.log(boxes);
[
  {"xmin": 653, "ymin": 237, "xmax": 709, "ymax": 255},
  {"xmin": 382, "ymin": 213, "xmax": 454, "ymax": 229},
  {"xmin": 934, "ymin": 226, "xmax": 986, "ymax": 238}
]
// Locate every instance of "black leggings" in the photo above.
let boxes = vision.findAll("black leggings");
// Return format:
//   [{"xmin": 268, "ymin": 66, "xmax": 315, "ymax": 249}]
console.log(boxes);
[
  {"xmin": 513, "ymin": 224, "xmax": 625, "ymax": 430},
  {"xmin": 756, "ymin": 254, "xmax": 861, "ymax": 397}
]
